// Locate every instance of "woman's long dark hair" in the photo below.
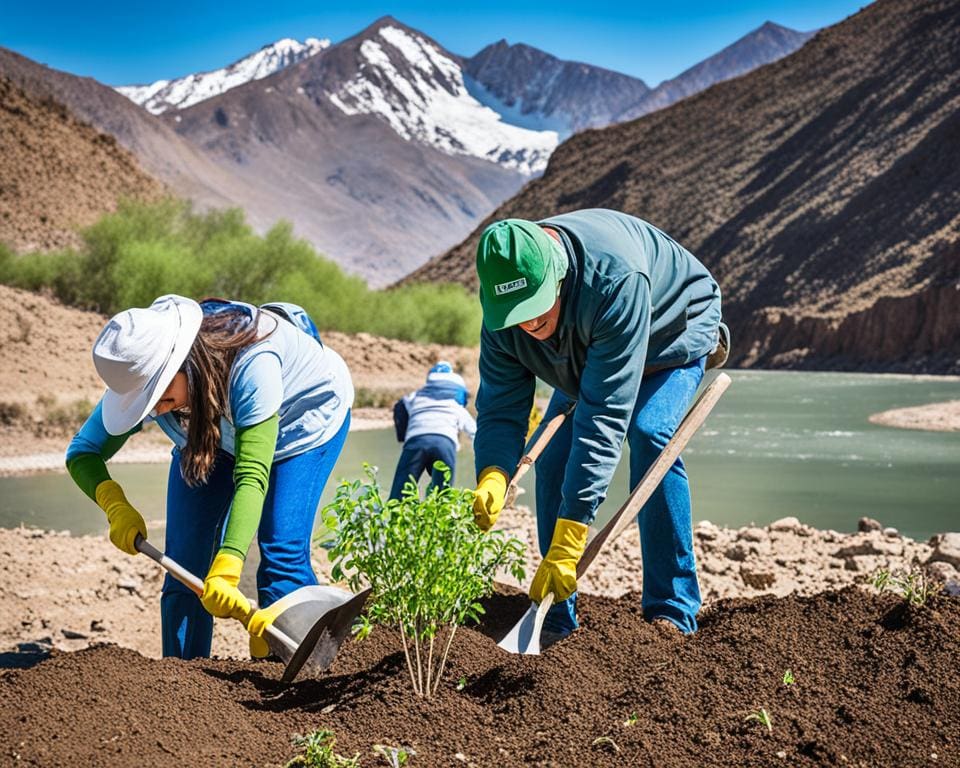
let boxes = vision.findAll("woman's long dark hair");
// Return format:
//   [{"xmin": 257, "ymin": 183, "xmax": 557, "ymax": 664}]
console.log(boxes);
[{"xmin": 178, "ymin": 304, "xmax": 267, "ymax": 486}]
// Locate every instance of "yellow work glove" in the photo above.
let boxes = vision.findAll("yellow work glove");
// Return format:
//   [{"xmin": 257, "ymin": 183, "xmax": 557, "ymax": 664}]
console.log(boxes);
[
  {"xmin": 201, "ymin": 552, "xmax": 251, "ymax": 621},
  {"xmin": 95, "ymin": 480, "xmax": 147, "ymax": 556},
  {"xmin": 247, "ymin": 603, "xmax": 284, "ymax": 659},
  {"xmin": 529, "ymin": 518, "xmax": 589, "ymax": 603},
  {"xmin": 473, "ymin": 467, "xmax": 508, "ymax": 531}
]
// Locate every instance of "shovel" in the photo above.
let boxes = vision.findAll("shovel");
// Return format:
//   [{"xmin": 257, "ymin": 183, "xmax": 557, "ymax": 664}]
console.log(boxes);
[
  {"xmin": 498, "ymin": 371, "xmax": 732, "ymax": 655},
  {"xmin": 505, "ymin": 401, "xmax": 577, "ymax": 508},
  {"xmin": 134, "ymin": 535, "xmax": 369, "ymax": 682}
]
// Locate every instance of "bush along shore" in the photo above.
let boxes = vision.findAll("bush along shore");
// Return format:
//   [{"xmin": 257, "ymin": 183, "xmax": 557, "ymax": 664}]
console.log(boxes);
[
  {"xmin": 0, "ymin": 198, "xmax": 482, "ymax": 347},
  {"xmin": 1, "ymin": 510, "xmax": 959, "ymax": 766}
]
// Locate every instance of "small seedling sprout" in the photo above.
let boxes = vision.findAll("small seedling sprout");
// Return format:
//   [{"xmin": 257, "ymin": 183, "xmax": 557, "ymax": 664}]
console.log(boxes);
[
  {"xmin": 456, "ymin": 676, "xmax": 467, "ymax": 691},
  {"xmin": 285, "ymin": 730, "xmax": 360, "ymax": 768},
  {"xmin": 872, "ymin": 567, "xmax": 940, "ymax": 607},
  {"xmin": 351, "ymin": 614, "xmax": 373, "ymax": 641},
  {"xmin": 374, "ymin": 743, "xmax": 415, "ymax": 767},
  {"xmin": 592, "ymin": 736, "xmax": 621, "ymax": 753},
  {"xmin": 782, "ymin": 669, "xmax": 795, "ymax": 685},
  {"xmin": 745, "ymin": 708, "xmax": 773, "ymax": 733},
  {"xmin": 623, "ymin": 712, "xmax": 638, "ymax": 727}
]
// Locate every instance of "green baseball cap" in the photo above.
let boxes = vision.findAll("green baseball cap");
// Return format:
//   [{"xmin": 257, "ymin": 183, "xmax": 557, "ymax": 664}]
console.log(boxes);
[{"xmin": 476, "ymin": 219, "xmax": 567, "ymax": 331}]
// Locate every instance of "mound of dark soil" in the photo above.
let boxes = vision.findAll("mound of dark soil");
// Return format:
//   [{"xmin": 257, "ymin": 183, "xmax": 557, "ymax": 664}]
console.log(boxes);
[{"xmin": 1, "ymin": 589, "xmax": 957, "ymax": 767}]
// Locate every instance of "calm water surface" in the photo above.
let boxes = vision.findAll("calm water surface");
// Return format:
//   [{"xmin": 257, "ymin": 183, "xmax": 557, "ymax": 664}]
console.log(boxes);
[{"xmin": 2, "ymin": 371, "xmax": 958, "ymax": 540}]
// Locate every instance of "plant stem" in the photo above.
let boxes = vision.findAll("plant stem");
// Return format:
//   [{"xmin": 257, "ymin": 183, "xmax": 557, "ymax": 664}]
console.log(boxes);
[
  {"xmin": 433, "ymin": 624, "xmax": 458, "ymax": 697},
  {"xmin": 413, "ymin": 617, "xmax": 424, "ymax": 696},
  {"xmin": 396, "ymin": 611, "xmax": 419, "ymax": 695},
  {"xmin": 425, "ymin": 633, "xmax": 436, "ymax": 699}
]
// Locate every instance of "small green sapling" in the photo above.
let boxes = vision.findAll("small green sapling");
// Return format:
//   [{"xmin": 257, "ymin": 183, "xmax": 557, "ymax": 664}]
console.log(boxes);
[
  {"xmin": 323, "ymin": 464, "xmax": 526, "ymax": 698},
  {"xmin": 745, "ymin": 707, "xmax": 773, "ymax": 733}
]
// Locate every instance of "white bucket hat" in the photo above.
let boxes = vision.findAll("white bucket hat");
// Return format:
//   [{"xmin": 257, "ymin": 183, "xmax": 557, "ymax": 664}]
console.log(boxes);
[{"xmin": 93, "ymin": 294, "xmax": 203, "ymax": 435}]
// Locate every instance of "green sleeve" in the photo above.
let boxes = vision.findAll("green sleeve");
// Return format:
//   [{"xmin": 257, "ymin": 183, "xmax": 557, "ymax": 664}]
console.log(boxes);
[
  {"xmin": 66, "ymin": 428, "xmax": 140, "ymax": 501},
  {"xmin": 219, "ymin": 414, "xmax": 279, "ymax": 559}
]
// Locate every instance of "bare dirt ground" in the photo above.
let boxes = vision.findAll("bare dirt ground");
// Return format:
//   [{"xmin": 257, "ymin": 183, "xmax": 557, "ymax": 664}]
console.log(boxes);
[
  {"xmin": 3, "ymin": 507, "xmax": 958, "ymax": 663},
  {"xmin": 0, "ymin": 285, "xmax": 477, "ymax": 473}
]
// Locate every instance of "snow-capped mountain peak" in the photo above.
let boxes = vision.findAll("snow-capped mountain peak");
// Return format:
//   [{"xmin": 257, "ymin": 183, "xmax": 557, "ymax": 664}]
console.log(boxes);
[
  {"xmin": 117, "ymin": 37, "xmax": 330, "ymax": 114},
  {"xmin": 326, "ymin": 25, "xmax": 558, "ymax": 175}
]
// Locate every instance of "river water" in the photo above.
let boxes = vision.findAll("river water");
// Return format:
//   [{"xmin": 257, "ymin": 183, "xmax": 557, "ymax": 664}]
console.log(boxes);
[{"xmin": 2, "ymin": 371, "xmax": 958, "ymax": 540}]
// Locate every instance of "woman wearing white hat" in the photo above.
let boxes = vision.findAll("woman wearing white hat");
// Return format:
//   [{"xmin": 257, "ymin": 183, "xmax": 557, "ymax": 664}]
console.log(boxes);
[{"xmin": 66, "ymin": 295, "xmax": 354, "ymax": 659}]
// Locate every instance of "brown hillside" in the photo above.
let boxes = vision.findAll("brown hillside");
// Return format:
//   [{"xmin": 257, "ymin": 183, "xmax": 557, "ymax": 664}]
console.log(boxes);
[
  {"xmin": 0, "ymin": 76, "xmax": 162, "ymax": 252},
  {"xmin": 0, "ymin": 285, "xmax": 477, "ymax": 456},
  {"xmin": 0, "ymin": 47, "xmax": 257, "ymax": 220},
  {"xmin": 409, "ymin": 0, "xmax": 960, "ymax": 374}
]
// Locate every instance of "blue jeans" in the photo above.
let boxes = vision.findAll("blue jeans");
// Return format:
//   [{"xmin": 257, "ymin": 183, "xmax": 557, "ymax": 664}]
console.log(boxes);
[
  {"xmin": 160, "ymin": 413, "xmax": 350, "ymax": 658},
  {"xmin": 535, "ymin": 358, "xmax": 706, "ymax": 635},
  {"xmin": 388, "ymin": 433, "xmax": 458, "ymax": 500}
]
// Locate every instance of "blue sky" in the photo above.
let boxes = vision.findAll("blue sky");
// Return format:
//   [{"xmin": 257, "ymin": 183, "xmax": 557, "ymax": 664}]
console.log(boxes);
[{"xmin": 2, "ymin": 0, "xmax": 867, "ymax": 87}]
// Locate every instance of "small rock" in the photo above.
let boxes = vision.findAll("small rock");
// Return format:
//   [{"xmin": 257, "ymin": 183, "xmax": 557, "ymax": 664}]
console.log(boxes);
[
  {"xmin": 17, "ymin": 639, "xmax": 52, "ymax": 653},
  {"xmin": 739, "ymin": 526, "xmax": 766, "ymax": 542},
  {"xmin": 928, "ymin": 532, "xmax": 960, "ymax": 569},
  {"xmin": 702, "ymin": 559, "xmax": 730, "ymax": 576},
  {"xmin": 925, "ymin": 561, "xmax": 960, "ymax": 597},
  {"xmin": 833, "ymin": 539, "xmax": 900, "ymax": 559},
  {"xmin": 769, "ymin": 516, "xmax": 801, "ymax": 532},
  {"xmin": 117, "ymin": 578, "xmax": 140, "ymax": 592},
  {"xmin": 90, "ymin": 619, "xmax": 107, "ymax": 633},
  {"xmin": 777, "ymin": 751, "xmax": 787, "ymax": 759},
  {"xmin": 883, "ymin": 527, "xmax": 899, "ymax": 538},
  {"xmin": 740, "ymin": 567, "xmax": 776, "ymax": 589},
  {"xmin": 695, "ymin": 521, "xmax": 719, "ymax": 541},
  {"xmin": 61, "ymin": 628, "xmax": 88, "ymax": 640},
  {"xmin": 857, "ymin": 517, "xmax": 882, "ymax": 532},
  {"xmin": 724, "ymin": 544, "xmax": 749, "ymax": 562},
  {"xmin": 845, "ymin": 555, "xmax": 885, "ymax": 573}
]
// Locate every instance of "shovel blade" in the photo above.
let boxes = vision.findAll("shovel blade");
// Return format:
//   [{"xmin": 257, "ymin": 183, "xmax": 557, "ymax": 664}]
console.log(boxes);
[
  {"xmin": 281, "ymin": 587, "xmax": 371, "ymax": 683},
  {"xmin": 497, "ymin": 592, "xmax": 555, "ymax": 655}
]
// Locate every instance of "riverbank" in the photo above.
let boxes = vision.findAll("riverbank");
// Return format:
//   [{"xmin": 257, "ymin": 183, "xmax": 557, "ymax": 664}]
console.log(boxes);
[
  {"xmin": 3, "ymin": 507, "xmax": 958, "ymax": 663},
  {"xmin": 0, "ymin": 408, "xmax": 393, "ymax": 477},
  {"xmin": 869, "ymin": 399, "xmax": 960, "ymax": 432}
]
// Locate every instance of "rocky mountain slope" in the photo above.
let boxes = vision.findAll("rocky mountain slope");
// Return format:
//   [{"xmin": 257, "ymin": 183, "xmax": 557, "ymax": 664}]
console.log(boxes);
[
  {"xmin": 1, "ymin": 18, "xmax": 818, "ymax": 283},
  {"xmin": 117, "ymin": 37, "xmax": 330, "ymax": 114},
  {"xmin": 618, "ymin": 21, "xmax": 814, "ymax": 121},
  {"xmin": 0, "ymin": 47, "xmax": 262, "ymax": 217},
  {"xmin": 463, "ymin": 41, "xmax": 650, "ymax": 137},
  {"xmin": 165, "ymin": 18, "xmax": 532, "ymax": 282},
  {"xmin": 409, "ymin": 0, "xmax": 960, "ymax": 374},
  {"xmin": 463, "ymin": 21, "xmax": 811, "ymax": 138},
  {"xmin": 0, "ymin": 76, "xmax": 162, "ymax": 252}
]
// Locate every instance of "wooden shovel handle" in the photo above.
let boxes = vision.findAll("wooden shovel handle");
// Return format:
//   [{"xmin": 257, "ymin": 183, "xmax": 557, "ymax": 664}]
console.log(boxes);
[
  {"xmin": 507, "ymin": 401, "xmax": 576, "ymax": 493},
  {"xmin": 577, "ymin": 372, "xmax": 731, "ymax": 578}
]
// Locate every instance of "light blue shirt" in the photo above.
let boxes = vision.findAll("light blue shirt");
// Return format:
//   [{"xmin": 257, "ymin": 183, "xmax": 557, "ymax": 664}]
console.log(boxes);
[
  {"xmin": 403, "ymin": 371, "xmax": 477, "ymax": 449},
  {"xmin": 68, "ymin": 302, "xmax": 354, "ymax": 463}
]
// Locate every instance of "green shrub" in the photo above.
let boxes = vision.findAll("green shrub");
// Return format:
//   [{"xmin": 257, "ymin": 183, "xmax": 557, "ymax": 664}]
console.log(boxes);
[
  {"xmin": 322, "ymin": 464, "xmax": 525, "ymax": 698},
  {"xmin": 1, "ymin": 199, "xmax": 481, "ymax": 346}
]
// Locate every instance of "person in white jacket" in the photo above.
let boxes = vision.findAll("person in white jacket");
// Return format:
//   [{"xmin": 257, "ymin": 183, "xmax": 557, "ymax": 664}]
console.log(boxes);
[{"xmin": 389, "ymin": 362, "xmax": 476, "ymax": 499}]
